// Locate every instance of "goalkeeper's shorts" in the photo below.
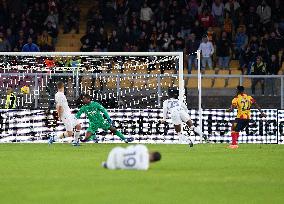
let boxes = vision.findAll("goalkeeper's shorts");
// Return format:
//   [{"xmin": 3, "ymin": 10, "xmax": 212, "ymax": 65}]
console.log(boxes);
[{"xmin": 87, "ymin": 121, "xmax": 111, "ymax": 134}]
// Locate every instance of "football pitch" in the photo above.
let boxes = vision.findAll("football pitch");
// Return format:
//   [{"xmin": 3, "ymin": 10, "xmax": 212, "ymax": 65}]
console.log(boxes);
[{"xmin": 0, "ymin": 143, "xmax": 283, "ymax": 204}]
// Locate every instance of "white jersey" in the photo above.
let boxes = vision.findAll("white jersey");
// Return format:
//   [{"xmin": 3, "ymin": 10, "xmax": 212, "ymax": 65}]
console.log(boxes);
[
  {"xmin": 55, "ymin": 91, "xmax": 72, "ymax": 117},
  {"xmin": 162, "ymin": 98, "xmax": 188, "ymax": 120},
  {"xmin": 106, "ymin": 145, "xmax": 149, "ymax": 170}
]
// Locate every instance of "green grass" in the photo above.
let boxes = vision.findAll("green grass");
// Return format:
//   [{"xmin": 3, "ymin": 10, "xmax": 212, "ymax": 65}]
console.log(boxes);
[{"xmin": 0, "ymin": 144, "xmax": 284, "ymax": 204}]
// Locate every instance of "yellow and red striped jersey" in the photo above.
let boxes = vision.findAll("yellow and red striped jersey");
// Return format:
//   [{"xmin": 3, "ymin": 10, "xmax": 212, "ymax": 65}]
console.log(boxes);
[{"xmin": 231, "ymin": 94, "xmax": 256, "ymax": 119}]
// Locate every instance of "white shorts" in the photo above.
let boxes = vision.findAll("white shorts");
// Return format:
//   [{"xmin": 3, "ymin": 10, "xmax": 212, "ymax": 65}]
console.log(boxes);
[
  {"xmin": 61, "ymin": 114, "xmax": 80, "ymax": 131},
  {"xmin": 171, "ymin": 111, "xmax": 190, "ymax": 125}
]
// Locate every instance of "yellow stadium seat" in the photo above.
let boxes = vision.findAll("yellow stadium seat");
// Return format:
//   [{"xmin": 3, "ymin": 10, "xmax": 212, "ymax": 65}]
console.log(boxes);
[
  {"xmin": 150, "ymin": 69, "xmax": 161, "ymax": 74},
  {"xmin": 227, "ymin": 78, "xmax": 240, "ymax": 88},
  {"xmin": 120, "ymin": 77, "xmax": 133, "ymax": 89},
  {"xmin": 94, "ymin": 78, "xmax": 104, "ymax": 89},
  {"xmin": 172, "ymin": 78, "xmax": 180, "ymax": 88},
  {"xmin": 81, "ymin": 75, "xmax": 93, "ymax": 91},
  {"xmin": 164, "ymin": 69, "xmax": 176, "ymax": 74},
  {"xmin": 186, "ymin": 78, "xmax": 198, "ymax": 88},
  {"xmin": 242, "ymin": 78, "xmax": 251, "ymax": 88},
  {"xmin": 135, "ymin": 67, "xmax": 148, "ymax": 74},
  {"xmin": 230, "ymin": 70, "xmax": 242, "ymax": 75},
  {"xmin": 202, "ymin": 78, "xmax": 213, "ymax": 88},
  {"xmin": 213, "ymin": 78, "xmax": 226, "ymax": 88},
  {"xmin": 148, "ymin": 77, "xmax": 158, "ymax": 89},
  {"xmin": 191, "ymin": 70, "xmax": 198, "ymax": 75},
  {"xmin": 204, "ymin": 70, "xmax": 216, "ymax": 75},
  {"xmin": 133, "ymin": 77, "xmax": 146, "ymax": 89},
  {"xmin": 106, "ymin": 78, "xmax": 117, "ymax": 89},
  {"xmin": 123, "ymin": 67, "xmax": 134, "ymax": 74},
  {"xmin": 160, "ymin": 77, "xmax": 173, "ymax": 88},
  {"xmin": 230, "ymin": 60, "xmax": 240, "ymax": 69},
  {"xmin": 218, "ymin": 70, "xmax": 230, "ymax": 75}
]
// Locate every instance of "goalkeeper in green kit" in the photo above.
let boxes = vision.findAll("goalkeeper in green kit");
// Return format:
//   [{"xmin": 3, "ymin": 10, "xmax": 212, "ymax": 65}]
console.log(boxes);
[{"xmin": 75, "ymin": 94, "xmax": 133, "ymax": 143}]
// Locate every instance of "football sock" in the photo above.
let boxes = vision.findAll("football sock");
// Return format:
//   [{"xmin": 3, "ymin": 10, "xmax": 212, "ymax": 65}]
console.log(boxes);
[
  {"xmin": 177, "ymin": 132, "xmax": 185, "ymax": 143},
  {"xmin": 231, "ymin": 132, "xmax": 239, "ymax": 145},
  {"xmin": 74, "ymin": 131, "xmax": 80, "ymax": 142},
  {"xmin": 115, "ymin": 131, "xmax": 126, "ymax": 140}
]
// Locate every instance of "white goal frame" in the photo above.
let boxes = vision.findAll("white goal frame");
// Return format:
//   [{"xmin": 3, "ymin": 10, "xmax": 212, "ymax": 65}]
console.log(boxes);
[{"xmin": 0, "ymin": 51, "xmax": 203, "ymax": 141}]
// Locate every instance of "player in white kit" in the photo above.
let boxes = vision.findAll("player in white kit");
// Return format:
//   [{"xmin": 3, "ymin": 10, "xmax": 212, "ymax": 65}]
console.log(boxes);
[
  {"xmin": 162, "ymin": 88, "xmax": 203, "ymax": 144},
  {"xmin": 102, "ymin": 145, "xmax": 161, "ymax": 170},
  {"xmin": 48, "ymin": 81, "xmax": 81, "ymax": 146}
]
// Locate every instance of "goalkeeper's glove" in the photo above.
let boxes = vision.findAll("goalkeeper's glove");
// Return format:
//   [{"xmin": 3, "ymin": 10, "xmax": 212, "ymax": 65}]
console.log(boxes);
[{"xmin": 107, "ymin": 118, "xmax": 112, "ymax": 124}]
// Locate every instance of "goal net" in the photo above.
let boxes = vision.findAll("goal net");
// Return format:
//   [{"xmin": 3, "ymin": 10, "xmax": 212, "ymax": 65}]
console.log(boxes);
[
  {"xmin": 0, "ymin": 52, "xmax": 205, "ymax": 143},
  {"xmin": 0, "ymin": 52, "xmax": 281, "ymax": 144}
]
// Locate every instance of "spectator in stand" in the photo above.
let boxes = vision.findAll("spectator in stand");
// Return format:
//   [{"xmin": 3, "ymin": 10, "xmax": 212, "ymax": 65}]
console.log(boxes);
[
  {"xmin": 234, "ymin": 26, "xmax": 248, "ymax": 60},
  {"xmin": 223, "ymin": 12, "xmax": 233, "ymax": 40},
  {"xmin": 266, "ymin": 54, "xmax": 280, "ymax": 96},
  {"xmin": 198, "ymin": 7, "xmax": 214, "ymax": 30},
  {"xmin": 14, "ymin": 38, "xmax": 25, "ymax": 51},
  {"xmin": 44, "ymin": 10, "xmax": 59, "ymax": 29},
  {"xmin": 137, "ymin": 32, "xmax": 148, "ymax": 51},
  {"xmin": 185, "ymin": 33, "xmax": 199, "ymax": 74},
  {"xmin": 179, "ymin": 8, "xmax": 194, "ymax": 38},
  {"xmin": 271, "ymin": 0, "xmax": 283, "ymax": 22},
  {"xmin": 199, "ymin": 36, "xmax": 214, "ymax": 70},
  {"xmin": 80, "ymin": 27, "xmax": 96, "ymax": 52},
  {"xmin": 140, "ymin": 3, "xmax": 153, "ymax": 24},
  {"xmin": 256, "ymin": 0, "xmax": 271, "ymax": 30},
  {"xmin": 191, "ymin": 20, "xmax": 205, "ymax": 42},
  {"xmin": 245, "ymin": 6, "xmax": 260, "ymax": 37},
  {"xmin": 45, "ymin": 21, "xmax": 58, "ymax": 47},
  {"xmin": 37, "ymin": 30, "xmax": 53, "ymax": 51},
  {"xmin": 95, "ymin": 27, "xmax": 108, "ymax": 51},
  {"xmin": 29, "ymin": 2, "xmax": 46, "ymax": 33},
  {"xmin": 27, "ymin": 28, "xmax": 37, "ymax": 42},
  {"xmin": 188, "ymin": 0, "xmax": 199, "ymax": 18},
  {"xmin": 267, "ymin": 32, "xmax": 280, "ymax": 56},
  {"xmin": 0, "ymin": 32, "xmax": 11, "ymax": 51},
  {"xmin": 108, "ymin": 30, "xmax": 123, "ymax": 51},
  {"xmin": 224, "ymin": 0, "xmax": 240, "ymax": 26},
  {"xmin": 6, "ymin": 28, "xmax": 16, "ymax": 49},
  {"xmin": 22, "ymin": 37, "xmax": 40, "ymax": 52},
  {"xmin": 217, "ymin": 31, "xmax": 231, "ymax": 69},
  {"xmin": 63, "ymin": 4, "xmax": 80, "ymax": 34},
  {"xmin": 158, "ymin": 32, "xmax": 173, "ymax": 52},
  {"xmin": 246, "ymin": 35, "xmax": 260, "ymax": 69},
  {"xmin": 250, "ymin": 56, "xmax": 267, "ymax": 96},
  {"xmin": 173, "ymin": 32, "xmax": 184, "ymax": 52},
  {"xmin": 211, "ymin": 0, "xmax": 224, "ymax": 26}
]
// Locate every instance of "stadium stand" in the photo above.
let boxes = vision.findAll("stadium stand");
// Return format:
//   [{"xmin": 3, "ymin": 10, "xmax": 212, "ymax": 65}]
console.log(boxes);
[{"xmin": 0, "ymin": 0, "xmax": 283, "ymax": 108}]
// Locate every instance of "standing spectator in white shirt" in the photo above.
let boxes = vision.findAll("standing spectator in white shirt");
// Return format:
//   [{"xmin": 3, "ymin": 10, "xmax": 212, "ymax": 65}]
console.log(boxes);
[
  {"xmin": 198, "ymin": 36, "xmax": 214, "ymax": 70},
  {"xmin": 140, "ymin": 3, "xmax": 153, "ymax": 23}
]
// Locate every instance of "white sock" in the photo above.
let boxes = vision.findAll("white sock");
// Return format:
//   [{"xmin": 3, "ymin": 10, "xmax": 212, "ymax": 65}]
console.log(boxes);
[
  {"xmin": 177, "ymin": 132, "xmax": 186, "ymax": 144},
  {"xmin": 74, "ymin": 131, "xmax": 80, "ymax": 142}
]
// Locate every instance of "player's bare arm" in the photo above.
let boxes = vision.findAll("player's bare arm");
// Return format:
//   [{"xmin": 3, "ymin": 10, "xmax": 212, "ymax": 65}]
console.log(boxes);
[{"xmin": 56, "ymin": 104, "xmax": 63, "ymax": 120}]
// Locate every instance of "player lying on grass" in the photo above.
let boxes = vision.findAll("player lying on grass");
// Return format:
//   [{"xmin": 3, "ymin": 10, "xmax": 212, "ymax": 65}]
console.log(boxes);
[
  {"xmin": 75, "ymin": 94, "xmax": 133, "ymax": 143},
  {"xmin": 102, "ymin": 144, "xmax": 161, "ymax": 170},
  {"xmin": 49, "ymin": 81, "xmax": 82, "ymax": 146},
  {"xmin": 161, "ymin": 88, "xmax": 203, "ymax": 144},
  {"xmin": 226, "ymin": 86, "xmax": 266, "ymax": 149}
]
